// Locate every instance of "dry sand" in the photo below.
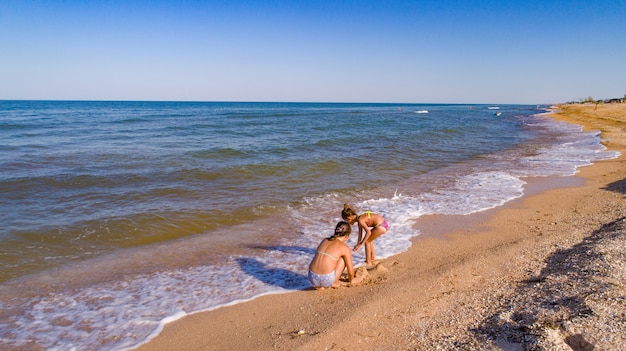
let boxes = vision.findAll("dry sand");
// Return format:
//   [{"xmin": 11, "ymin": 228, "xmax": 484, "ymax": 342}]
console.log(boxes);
[{"xmin": 135, "ymin": 103, "xmax": 625, "ymax": 351}]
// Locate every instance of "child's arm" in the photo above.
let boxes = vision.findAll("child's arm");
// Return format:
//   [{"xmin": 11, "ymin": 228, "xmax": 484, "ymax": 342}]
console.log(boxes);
[
  {"xmin": 353, "ymin": 220, "xmax": 371, "ymax": 251},
  {"xmin": 353, "ymin": 225, "xmax": 362, "ymax": 251},
  {"xmin": 343, "ymin": 249, "xmax": 365, "ymax": 285},
  {"xmin": 343, "ymin": 251, "xmax": 355, "ymax": 282},
  {"xmin": 358, "ymin": 218, "xmax": 372, "ymax": 243}
]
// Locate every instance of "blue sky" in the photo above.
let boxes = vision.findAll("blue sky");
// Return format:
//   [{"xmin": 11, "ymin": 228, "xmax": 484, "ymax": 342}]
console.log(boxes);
[{"xmin": 1, "ymin": 0, "xmax": 624, "ymax": 104}]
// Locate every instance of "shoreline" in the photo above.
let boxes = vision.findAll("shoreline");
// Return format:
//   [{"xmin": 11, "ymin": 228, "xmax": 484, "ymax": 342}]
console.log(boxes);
[{"xmin": 134, "ymin": 103, "xmax": 625, "ymax": 350}]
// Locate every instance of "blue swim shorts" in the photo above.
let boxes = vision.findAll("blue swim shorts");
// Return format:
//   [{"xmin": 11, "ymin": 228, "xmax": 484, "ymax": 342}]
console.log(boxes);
[{"xmin": 308, "ymin": 270, "xmax": 335, "ymax": 288}]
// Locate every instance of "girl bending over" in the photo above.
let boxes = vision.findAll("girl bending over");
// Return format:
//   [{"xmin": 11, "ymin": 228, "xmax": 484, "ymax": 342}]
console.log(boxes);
[{"xmin": 341, "ymin": 204, "xmax": 389, "ymax": 267}]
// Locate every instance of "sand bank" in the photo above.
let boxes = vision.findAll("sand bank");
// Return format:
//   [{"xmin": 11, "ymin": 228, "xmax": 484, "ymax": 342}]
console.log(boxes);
[{"xmin": 135, "ymin": 103, "xmax": 625, "ymax": 350}]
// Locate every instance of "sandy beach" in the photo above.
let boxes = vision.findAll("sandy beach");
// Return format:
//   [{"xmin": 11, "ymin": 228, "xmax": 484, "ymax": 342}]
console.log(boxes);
[{"xmin": 135, "ymin": 103, "xmax": 625, "ymax": 351}]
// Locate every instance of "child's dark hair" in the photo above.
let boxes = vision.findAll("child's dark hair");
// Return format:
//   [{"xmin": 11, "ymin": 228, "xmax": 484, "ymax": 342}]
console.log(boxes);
[
  {"xmin": 341, "ymin": 203, "xmax": 357, "ymax": 220},
  {"xmin": 329, "ymin": 221, "xmax": 351, "ymax": 240}
]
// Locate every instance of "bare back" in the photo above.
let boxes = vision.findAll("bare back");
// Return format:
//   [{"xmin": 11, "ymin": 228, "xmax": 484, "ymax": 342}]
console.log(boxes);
[
  {"xmin": 358, "ymin": 211, "xmax": 385, "ymax": 228},
  {"xmin": 309, "ymin": 238, "xmax": 351, "ymax": 275}
]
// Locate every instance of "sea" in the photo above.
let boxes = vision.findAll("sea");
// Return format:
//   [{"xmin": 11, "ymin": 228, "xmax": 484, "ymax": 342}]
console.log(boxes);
[{"xmin": 0, "ymin": 101, "xmax": 619, "ymax": 350}]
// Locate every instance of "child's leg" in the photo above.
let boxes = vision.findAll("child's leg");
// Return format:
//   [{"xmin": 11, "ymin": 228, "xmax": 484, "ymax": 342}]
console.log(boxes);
[
  {"xmin": 366, "ymin": 226, "xmax": 387, "ymax": 263},
  {"xmin": 364, "ymin": 241, "xmax": 373, "ymax": 264}
]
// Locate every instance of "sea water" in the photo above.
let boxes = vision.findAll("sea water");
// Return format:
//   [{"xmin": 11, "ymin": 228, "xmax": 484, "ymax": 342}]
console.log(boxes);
[{"xmin": 0, "ymin": 101, "xmax": 618, "ymax": 350}]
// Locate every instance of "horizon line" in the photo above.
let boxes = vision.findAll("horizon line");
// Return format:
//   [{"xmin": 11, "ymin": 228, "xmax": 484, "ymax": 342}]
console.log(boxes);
[{"xmin": 0, "ymin": 99, "xmax": 549, "ymax": 105}]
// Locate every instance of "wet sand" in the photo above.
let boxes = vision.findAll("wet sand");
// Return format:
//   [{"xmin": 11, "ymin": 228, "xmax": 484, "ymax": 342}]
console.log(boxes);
[{"xmin": 134, "ymin": 103, "xmax": 626, "ymax": 350}]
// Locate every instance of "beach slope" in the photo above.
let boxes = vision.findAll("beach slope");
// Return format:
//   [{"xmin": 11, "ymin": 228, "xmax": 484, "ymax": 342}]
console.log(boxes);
[{"xmin": 135, "ymin": 103, "xmax": 626, "ymax": 350}]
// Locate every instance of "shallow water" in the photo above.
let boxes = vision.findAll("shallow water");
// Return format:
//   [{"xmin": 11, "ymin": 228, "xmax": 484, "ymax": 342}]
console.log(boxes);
[{"xmin": 0, "ymin": 101, "xmax": 618, "ymax": 350}]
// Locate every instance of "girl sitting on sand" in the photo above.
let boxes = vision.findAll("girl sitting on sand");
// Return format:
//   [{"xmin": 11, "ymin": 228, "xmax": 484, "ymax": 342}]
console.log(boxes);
[
  {"xmin": 341, "ymin": 204, "xmax": 389, "ymax": 268},
  {"xmin": 308, "ymin": 221, "xmax": 363, "ymax": 289}
]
